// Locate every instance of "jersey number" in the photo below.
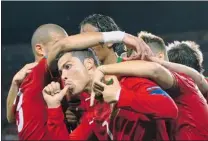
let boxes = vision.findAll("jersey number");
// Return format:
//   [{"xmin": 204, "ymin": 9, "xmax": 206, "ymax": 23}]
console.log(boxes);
[
  {"xmin": 102, "ymin": 120, "xmax": 113, "ymax": 140},
  {"xmin": 16, "ymin": 89, "xmax": 24, "ymax": 133}
]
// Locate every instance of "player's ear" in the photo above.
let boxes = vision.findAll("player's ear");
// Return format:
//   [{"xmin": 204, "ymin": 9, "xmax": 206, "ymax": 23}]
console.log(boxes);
[
  {"xmin": 83, "ymin": 58, "xmax": 95, "ymax": 71},
  {"xmin": 35, "ymin": 44, "xmax": 45, "ymax": 56}
]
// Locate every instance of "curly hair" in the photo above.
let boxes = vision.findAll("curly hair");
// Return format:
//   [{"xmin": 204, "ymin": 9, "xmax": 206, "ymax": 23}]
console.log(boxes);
[{"xmin": 80, "ymin": 14, "xmax": 125, "ymax": 56}]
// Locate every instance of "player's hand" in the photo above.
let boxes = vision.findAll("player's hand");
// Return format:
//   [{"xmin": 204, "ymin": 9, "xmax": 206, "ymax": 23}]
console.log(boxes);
[
  {"xmin": 65, "ymin": 107, "xmax": 78, "ymax": 124},
  {"xmin": 91, "ymin": 76, "xmax": 121, "ymax": 105},
  {"xmin": 43, "ymin": 82, "xmax": 71, "ymax": 108},
  {"xmin": 123, "ymin": 34, "xmax": 154, "ymax": 60},
  {"xmin": 90, "ymin": 68, "xmax": 105, "ymax": 106},
  {"xmin": 12, "ymin": 62, "xmax": 38, "ymax": 86}
]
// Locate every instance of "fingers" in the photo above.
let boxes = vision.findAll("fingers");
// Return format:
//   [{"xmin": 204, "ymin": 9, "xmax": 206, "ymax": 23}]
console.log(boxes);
[
  {"xmin": 24, "ymin": 62, "xmax": 38, "ymax": 69},
  {"xmin": 66, "ymin": 119, "xmax": 77, "ymax": 124},
  {"xmin": 51, "ymin": 82, "xmax": 61, "ymax": 93},
  {"xmin": 59, "ymin": 85, "xmax": 70, "ymax": 98},
  {"xmin": 90, "ymin": 90, "xmax": 95, "ymax": 107},
  {"xmin": 67, "ymin": 106, "xmax": 84, "ymax": 112},
  {"xmin": 43, "ymin": 82, "xmax": 61, "ymax": 96},
  {"xmin": 25, "ymin": 70, "xmax": 32, "ymax": 74},
  {"xmin": 43, "ymin": 86, "xmax": 51, "ymax": 95}
]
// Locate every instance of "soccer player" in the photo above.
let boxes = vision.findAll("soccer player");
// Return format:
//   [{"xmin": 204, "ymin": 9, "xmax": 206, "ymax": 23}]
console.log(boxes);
[
  {"xmin": 80, "ymin": 14, "xmax": 126, "ymax": 64},
  {"xmin": 64, "ymin": 14, "xmax": 127, "ymax": 132},
  {"xmin": 105, "ymin": 31, "xmax": 208, "ymax": 140},
  {"xmin": 166, "ymin": 41, "xmax": 208, "ymax": 101},
  {"xmin": 6, "ymin": 23, "xmax": 143, "ymax": 140},
  {"xmin": 42, "ymin": 49, "xmax": 178, "ymax": 141},
  {"xmin": 64, "ymin": 13, "xmax": 153, "ymax": 134}
]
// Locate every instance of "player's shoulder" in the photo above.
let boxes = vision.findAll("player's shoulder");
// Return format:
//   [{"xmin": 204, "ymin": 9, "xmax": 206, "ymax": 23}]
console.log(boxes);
[
  {"xmin": 170, "ymin": 71, "xmax": 195, "ymax": 86},
  {"xmin": 168, "ymin": 71, "xmax": 199, "ymax": 96},
  {"xmin": 32, "ymin": 58, "xmax": 47, "ymax": 71},
  {"xmin": 20, "ymin": 58, "xmax": 48, "ymax": 89}
]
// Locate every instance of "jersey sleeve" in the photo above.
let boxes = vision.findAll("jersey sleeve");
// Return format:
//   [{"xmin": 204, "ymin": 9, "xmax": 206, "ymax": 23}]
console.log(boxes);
[
  {"xmin": 117, "ymin": 77, "xmax": 178, "ymax": 119},
  {"xmin": 167, "ymin": 71, "xmax": 197, "ymax": 98},
  {"xmin": 47, "ymin": 106, "xmax": 94, "ymax": 140}
]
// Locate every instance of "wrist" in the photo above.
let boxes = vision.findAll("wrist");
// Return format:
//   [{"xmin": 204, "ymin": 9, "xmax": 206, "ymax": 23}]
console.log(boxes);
[
  {"xmin": 47, "ymin": 102, "xmax": 61, "ymax": 109},
  {"xmin": 97, "ymin": 66, "xmax": 105, "ymax": 74},
  {"xmin": 102, "ymin": 31, "xmax": 125, "ymax": 44}
]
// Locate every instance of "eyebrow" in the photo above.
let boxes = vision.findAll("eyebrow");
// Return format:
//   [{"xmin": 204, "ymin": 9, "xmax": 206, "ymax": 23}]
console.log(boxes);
[{"xmin": 59, "ymin": 61, "xmax": 70, "ymax": 71}]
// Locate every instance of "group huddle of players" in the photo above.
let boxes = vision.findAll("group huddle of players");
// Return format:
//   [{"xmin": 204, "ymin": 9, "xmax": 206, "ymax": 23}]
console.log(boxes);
[{"xmin": 6, "ymin": 14, "xmax": 208, "ymax": 141}]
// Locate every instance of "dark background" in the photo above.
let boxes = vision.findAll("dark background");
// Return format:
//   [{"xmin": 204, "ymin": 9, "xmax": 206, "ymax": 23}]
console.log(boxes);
[{"xmin": 2, "ymin": 1, "xmax": 208, "ymax": 140}]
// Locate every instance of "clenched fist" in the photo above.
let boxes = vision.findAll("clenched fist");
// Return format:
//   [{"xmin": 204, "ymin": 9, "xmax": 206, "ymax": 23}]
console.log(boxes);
[{"xmin": 43, "ymin": 82, "xmax": 72, "ymax": 108}]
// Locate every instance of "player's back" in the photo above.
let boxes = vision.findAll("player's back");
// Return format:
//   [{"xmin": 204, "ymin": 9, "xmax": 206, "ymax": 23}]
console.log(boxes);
[
  {"xmin": 15, "ymin": 58, "xmax": 51, "ymax": 140},
  {"xmin": 168, "ymin": 72, "xmax": 208, "ymax": 140}
]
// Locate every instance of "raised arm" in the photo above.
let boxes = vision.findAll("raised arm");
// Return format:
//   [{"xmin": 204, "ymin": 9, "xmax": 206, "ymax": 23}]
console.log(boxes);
[
  {"xmin": 7, "ymin": 62, "xmax": 37, "ymax": 123},
  {"xmin": 43, "ymin": 82, "xmax": 94, "ymax": 140},
  {"xmin": 46, "ymin": 31, "xmax": 153, "ymax": 67},
  {"xmin": 97, "ymin": 60, "xmax": 175, "ymax": 90},
  {"xmin": 92, "ymin": 76, "xmax": 178, "ymax": 119},
  {"xmin": 149, "ymin": 57, "xmax": 208, "ymax": 95},
  {"xmin": 47, "ymin": 31, "xmax": 124, "ymax": 66}
]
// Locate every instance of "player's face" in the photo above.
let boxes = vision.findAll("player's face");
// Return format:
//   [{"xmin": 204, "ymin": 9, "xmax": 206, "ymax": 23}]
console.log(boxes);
[
  {"xmin": 80, "ymin": 24, "xmax": 110, "ymax": 63},
  {"xmin": 58, "ymin": 53, "xmax": 91, "ymax": 95}
]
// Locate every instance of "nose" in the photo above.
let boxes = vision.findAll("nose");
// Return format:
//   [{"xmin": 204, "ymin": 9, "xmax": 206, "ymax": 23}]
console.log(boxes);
[{"xmin": 61, "ymin": 70, "xmax": 68, "ymax": 82}]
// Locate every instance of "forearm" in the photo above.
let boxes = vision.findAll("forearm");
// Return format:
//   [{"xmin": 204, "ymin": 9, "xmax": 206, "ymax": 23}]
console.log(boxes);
[
  {"xmin": 47, "ymin": 106, "xmax": 93, "ymax": 140},
  {"xmin": 47, "ymin": 31, "xmax": 125, "ymax": 66},
  {"xmin": 7, "ymin": 81, "xmax": 18, "ymax": 123},
  {"xmin": 156, "ymin": 59, "xmax": 208, "ymax": 94},
  {"xmin": 98, "ymin": 60, "xmax": 174, "ymax": 89}
]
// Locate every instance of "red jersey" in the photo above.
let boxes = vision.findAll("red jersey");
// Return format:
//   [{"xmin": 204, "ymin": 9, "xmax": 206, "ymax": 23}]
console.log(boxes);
[
  {"xmin": 14, "ymin": 58, "xmax": 52, "ymax": 140},
  {"xmin": 47, "ymin": 77, "xmax": 177, "ymax": 141},
  {"xmin": 107, "ymin": 77, "xmax": 178, "ymax": 141},
  {"xmin": 47, "ymin": 92, "xmax": 112, "ymax": 140},
  {"xmin": 167, "ymin": 72, "xmax": 208, "ymax": 140}
]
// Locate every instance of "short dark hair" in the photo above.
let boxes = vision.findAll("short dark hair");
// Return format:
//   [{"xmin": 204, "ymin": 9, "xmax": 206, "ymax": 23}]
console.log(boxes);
[
  {"xmin": 80, "ymin": 14, "xmax": 125, "ymax": 56},
  {"xmin": 167, "ymin": 41, "xmax": 204, "ymax": 73},
  {"xmin": 31, "ymin": 24, "xmax": 67, "ymax": 54},
  {"xmin": 58, "ymin": 48, "xmax": 100, "ymax": 67},
  {"xmin": 138, "ymin": 31, "xmax": 168, "ymax": 60}
]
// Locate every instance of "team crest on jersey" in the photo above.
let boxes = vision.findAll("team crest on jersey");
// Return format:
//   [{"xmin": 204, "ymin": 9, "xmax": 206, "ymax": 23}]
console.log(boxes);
[{"xmin": 147, "ymin": 86, "xmax": 169, "ymax": 97}]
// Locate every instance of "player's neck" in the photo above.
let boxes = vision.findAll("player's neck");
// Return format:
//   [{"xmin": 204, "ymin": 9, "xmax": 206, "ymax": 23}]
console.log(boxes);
[{"xmin": 102, "ymin": 51, "xmax": 117, "ymax": 65}]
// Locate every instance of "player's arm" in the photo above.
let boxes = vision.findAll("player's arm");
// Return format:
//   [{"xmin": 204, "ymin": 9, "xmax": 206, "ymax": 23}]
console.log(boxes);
[
  {"xmin": 47, "ymin": 106, "xmax": 93, "ymax": 140},
  {"xmin": 117, "ymin": 83, "xmax": 178, "ymax": 119},
  {"xmin": 98, "ymin": 60, "xmax": 175, "ymax": 90},
  {"xmin": 149, "ymin": 57, "xmax": 208, "ymax": 94},
  {"xmin": 94, "ymin": 76, "xmax": 177, "ymax": 119},
  {"xmin": 93, "ymin": 77, "xmax": 178, "ymax": 119},
  {"xmin": 46, "ymin": 32, "xmax": 153, "ymax": 67},
  {"xmin": 7, "ymin": 81, "xmax": 18, "ymax": 123},
  {"xmin": 47, "ymin": 31, "xmax": 124, "ymax": 67},
  {"xmin": 6, "ymin": 63, "xmax": 37, "ymax": 123},
  {"xmin": 43, "ymin": 82, "xmax": 94, "ymax": 140}
]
